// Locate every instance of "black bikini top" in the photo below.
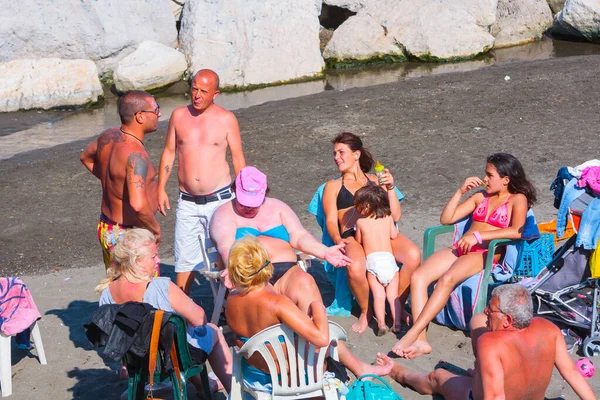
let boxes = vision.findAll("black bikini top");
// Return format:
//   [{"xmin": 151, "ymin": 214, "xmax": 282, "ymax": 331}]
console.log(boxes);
[{"xmin": 336, "ymin": 172, "xmax": 375, "ymax": 210}]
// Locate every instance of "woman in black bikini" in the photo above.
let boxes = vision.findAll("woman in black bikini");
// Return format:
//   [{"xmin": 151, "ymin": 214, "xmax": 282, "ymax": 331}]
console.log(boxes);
[{"xmin": 322, "ymin": 132, "xmax": 421, "ymax": 334}]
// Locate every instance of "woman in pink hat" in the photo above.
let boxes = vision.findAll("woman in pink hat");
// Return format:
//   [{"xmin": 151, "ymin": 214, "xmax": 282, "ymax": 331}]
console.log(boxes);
[{"xmin": 210, "ymin": 166, "xmax": 351, "ymax": 313}]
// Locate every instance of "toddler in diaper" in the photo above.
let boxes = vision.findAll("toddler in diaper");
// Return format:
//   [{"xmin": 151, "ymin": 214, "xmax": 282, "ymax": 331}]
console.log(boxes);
[{"xmin": 354, "ymin": 185, "xmax": 400, "ymax": 336}]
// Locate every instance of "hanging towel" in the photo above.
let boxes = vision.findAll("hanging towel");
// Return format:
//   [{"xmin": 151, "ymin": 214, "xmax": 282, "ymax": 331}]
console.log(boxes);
[{"xmin": 0, "ymin": 277, "xmax": 41, "ymax": 336}]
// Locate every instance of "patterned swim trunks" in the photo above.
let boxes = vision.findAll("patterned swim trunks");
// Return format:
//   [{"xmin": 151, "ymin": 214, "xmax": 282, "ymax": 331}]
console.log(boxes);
[{"xmin": 97, "ymin": 213, "xmax": 134, "ymax": 270}]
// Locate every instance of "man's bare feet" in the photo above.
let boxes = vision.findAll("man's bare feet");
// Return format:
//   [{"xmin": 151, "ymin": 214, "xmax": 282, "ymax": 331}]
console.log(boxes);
[
  {"xmin": 355, "ymin": 353, "xmax": 395, "ymax": 377},
  {"xmin": 376, "ymin": 353, "xmax": 406, "ymax": 384},
  {"xmin": 377, "ymin": 325, "xmax": 388, "ymax": 336},
  {"xmin": 400, "ymin": 339, "xmax": 432, "ymax": 359},
  {"xmin": 351, "ymin": 311, "xmax": 370, "ymax": 334}
]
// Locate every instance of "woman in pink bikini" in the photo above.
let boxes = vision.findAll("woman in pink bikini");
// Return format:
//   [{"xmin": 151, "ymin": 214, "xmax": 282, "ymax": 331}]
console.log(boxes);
[{"xmin": 392, "ymin": 153, "xmax": 537, "ymax": 358}]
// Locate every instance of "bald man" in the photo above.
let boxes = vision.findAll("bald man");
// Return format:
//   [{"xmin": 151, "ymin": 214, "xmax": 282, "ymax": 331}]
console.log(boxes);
[
  {"xmin": 158, "ymin": 69, "xmax": 246, "ymax": 294},
  {"xmin": 81, "ymin": 90, "xmax": 161, "ymax": 269}
]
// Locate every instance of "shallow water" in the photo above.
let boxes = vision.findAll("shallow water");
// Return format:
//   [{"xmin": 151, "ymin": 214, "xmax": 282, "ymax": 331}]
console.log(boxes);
[{"xmin": 1, "ymin": 37, "xmax": 599, "ymax": 160}]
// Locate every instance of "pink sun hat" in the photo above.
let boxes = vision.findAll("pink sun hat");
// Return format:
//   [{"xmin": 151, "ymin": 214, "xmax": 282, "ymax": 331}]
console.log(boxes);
[{"xmin": 235, "ymin": 166, "xmax": 267, "ymax": 207}]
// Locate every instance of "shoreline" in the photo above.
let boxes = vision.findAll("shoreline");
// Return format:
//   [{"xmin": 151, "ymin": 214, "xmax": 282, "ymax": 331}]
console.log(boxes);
[{"xmin": 2, "ymin": 37, "xmax": 600, "ymax": 161}]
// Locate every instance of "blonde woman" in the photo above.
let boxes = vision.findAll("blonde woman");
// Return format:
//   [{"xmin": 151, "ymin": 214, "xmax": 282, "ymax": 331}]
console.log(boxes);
[
  {"xmin": 225, "ymin": 236, "xmax": 393, "ymax": 394},
  {"xmin": 97, "ymin": 228, "xmax": 232, "ymax": 393}
]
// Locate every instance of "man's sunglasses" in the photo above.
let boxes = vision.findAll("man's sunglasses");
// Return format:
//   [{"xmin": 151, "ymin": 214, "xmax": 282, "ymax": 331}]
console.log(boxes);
[{"xmin": 138, "ymin": 106, "xmax": 160, "ymax": 116}]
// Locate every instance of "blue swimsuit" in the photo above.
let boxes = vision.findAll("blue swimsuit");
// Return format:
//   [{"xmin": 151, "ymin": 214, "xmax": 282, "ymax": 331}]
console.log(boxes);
[
  {"xmin": 235, "ymin": 225, "xmax": 291, "ymax": 242},
  {"xmin": 235, "ymin": 225, "xmax": 294, "ymax": 283}
]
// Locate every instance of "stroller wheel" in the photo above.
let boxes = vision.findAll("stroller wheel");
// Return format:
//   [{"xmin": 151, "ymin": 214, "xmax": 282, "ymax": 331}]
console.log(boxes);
[{"xmin": 582, "ymin": 337, "xmax": 600, "ymax": 358}]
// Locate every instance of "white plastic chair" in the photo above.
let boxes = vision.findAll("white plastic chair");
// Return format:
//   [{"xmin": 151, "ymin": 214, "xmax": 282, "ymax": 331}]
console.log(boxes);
[
  {"xmin": 0, "ymin": 321, "xmax": 47, "ymax": 397},
  {"xmin": 230, "ymin": 321, "xmax": 347, "ymax": 400},
  {"xmin": 197, "ymin": 236, "xmax": 228, "ymax": 325}
]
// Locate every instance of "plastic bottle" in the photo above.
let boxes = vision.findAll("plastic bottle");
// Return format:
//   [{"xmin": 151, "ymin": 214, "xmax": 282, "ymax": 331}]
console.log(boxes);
[{"xmin": 374, "ymin": 160, "xmax": 385, "ymax": 185}]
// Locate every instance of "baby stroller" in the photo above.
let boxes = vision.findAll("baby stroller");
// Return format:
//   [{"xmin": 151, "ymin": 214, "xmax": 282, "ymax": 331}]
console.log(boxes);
[{"xmin": 527, "ymin": 167, "xmax": 600, "ymax": 357}]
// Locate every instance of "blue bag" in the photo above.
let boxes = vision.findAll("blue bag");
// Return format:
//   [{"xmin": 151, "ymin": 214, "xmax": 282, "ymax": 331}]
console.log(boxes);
[{"xmin": 346, "ymin": 374, "xmax": 403, "ymax": 400}]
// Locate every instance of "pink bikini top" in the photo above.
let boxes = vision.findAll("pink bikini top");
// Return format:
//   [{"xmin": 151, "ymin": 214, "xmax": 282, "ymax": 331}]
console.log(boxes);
[{"xmin": 472, "ymin": 195, "xmax": 511, "ymax": 228}]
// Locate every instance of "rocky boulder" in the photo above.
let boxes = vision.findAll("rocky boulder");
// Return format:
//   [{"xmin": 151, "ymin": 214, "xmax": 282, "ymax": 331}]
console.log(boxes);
[
  {"xmin": 114, "ymin": 41, "xmax": 188, "ymax": 92},
  {"xmin": 360, "ymin": 0, "xmax": 494, "ymax": 61},
  {"xmin": 398, "ymin": 4, "xmax": 495, "ymax": 60},
  {"xmin": 554, "ymin": 0, "xmax": 600, "ymax": 43},
  {"xmin": 0, "ymin": 59, "xmax": 103, "ymax": 112},
  {"xmin": 180, "ymin": 0, "xmax": 324, "ymax": 88},
  {"xmin": 445, "ymin": 0, "xmax": 498, "ymax": 27},
  {"xmin": 170, "ymin": 0, "xmax": 186, "ymax": 22},
  {"xmin": 0, "ymin": 0, "xmax": 177, "ymax": 76},
  {"xmin": 492, "ymin": 0, "xmax": 553, "ymax": 47},
  {"xmin": 547, "ymin": 0, "xmax": 566, "ymax": 13},
  {"xmin": 323, "ymin": 14, "xmax": 404, "ymax": 64},
  {"xmin": 323, "ymin": 0, "xmax": 368, "ymax": 12}
]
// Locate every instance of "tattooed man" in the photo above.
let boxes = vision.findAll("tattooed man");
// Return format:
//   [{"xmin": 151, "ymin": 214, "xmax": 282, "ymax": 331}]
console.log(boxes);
[
  {"xmin": 81, "ymin": 90, "xmax": 161, "ymax": 270},
  {"xmin": 158, "ymin": 69, "xmax": 246, "ymax": 294}
]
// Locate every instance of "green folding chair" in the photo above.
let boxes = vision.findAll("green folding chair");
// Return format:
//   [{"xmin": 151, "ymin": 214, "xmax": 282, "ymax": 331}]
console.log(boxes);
[
  {"xmin": 126, "ymin": 312, "xmax": 212, "ymax": 400},
  {"xmin": 423, "ymin": 224, "xmax": 553, "ymax": 315},
  {"xmin": 423, "ymin": 224, "xmax": 518, "ymax": 314}
]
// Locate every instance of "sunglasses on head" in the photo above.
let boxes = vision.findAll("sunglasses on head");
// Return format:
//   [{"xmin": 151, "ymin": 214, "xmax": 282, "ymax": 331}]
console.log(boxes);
[{"xmin": 246, "ymin": 259, "xmax": 271, "ymax": 278}]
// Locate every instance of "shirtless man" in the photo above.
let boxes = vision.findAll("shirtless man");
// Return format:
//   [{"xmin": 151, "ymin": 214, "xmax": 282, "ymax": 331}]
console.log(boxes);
[
  {"xmin": 80, "ymin": 90, "xmax": 161, "ymax": 270},
  {"xmin": 377, "ymin": 284, "xmax": 596, "ymax": 400},
  {"xmin": 158, "ymin": 69, "xmax": 246, "ymax": 294},
  {"xmin": 210, "ymin": 166, "xmax": 352, "ymax": 313}
]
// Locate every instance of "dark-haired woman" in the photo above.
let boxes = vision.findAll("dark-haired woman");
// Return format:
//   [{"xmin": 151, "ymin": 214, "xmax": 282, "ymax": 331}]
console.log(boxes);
[
  {"xmin": 322, "ymin": 132, "xmax": 421, "ymax": 334},
  {"xmin": 392, "ymin": 153, "xmax": 537, "ymax": 359}
]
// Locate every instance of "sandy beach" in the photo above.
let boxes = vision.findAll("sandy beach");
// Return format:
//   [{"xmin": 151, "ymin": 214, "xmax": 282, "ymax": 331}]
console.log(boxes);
[{"xmin": 2, "ymin": 54, "xmax": 600, "ymax": 399}]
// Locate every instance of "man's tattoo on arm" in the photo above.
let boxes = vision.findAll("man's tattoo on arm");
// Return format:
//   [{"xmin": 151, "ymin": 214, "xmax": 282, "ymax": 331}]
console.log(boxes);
[
  {"xmin": 127, "ymin": 152, "xmax": 150, "ymax": 189},
  {"xmin": 165, "ymin": 165, "xmax": 169, "ymax": 173}
]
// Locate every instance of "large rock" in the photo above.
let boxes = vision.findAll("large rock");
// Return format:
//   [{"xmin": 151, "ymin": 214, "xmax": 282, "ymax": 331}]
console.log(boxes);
[
  {"xmin": 323, "ymin": 14, "xmax": 404, "ymax": 63},
  {"xmin": 180, "ymin": 0, "xmax": 324, "ymax": 88},
  {"xmin": 170, "ymin": 0, "xmax": 186, "ymax": 21},
  {"xmin": 0, "ymin": 0, "xmax": 177, "ymax": 75},
  {"xmin": 0, "ymin": 59, "xmax": 103, "ymax": 112},
  {"xmin": 547, "ymin": 0, "xmax": 566, "ymax": 13},
  {"xmin": 114, "ymin": 41, "xmax": 188, "ymax": 92},
  {"xmin": 554, "ymin": 0, "xmax": 600, "ymax": 42},
  {"xmin": 446, "ymin": 0, "xmax": 498, "ymax": 27},
  {"xmin": 398, "ymin": 4, "xmax": 495, "ymax": 60},
  {"xmin": 323, "ymin": 0, "xmax": 368, "ymax": 12},
  {"xmin": 360, "ymin": 0, "xmax": 494, "ymax": 61},
  {"xmin": 492, "ymin": 0, "xmax": 553, "ymax": 48}
]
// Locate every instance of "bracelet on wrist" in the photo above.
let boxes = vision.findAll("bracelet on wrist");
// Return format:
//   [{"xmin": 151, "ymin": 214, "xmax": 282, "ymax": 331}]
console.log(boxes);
[{"xmin": 473, "ymin": 231, "xmax": 483, "ymax": 244}]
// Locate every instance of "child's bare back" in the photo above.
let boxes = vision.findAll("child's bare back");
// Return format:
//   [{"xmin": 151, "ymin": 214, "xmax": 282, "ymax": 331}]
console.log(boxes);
[{"xmin": 355, "ymin": 215, "xmax": 397, "ymax": 256}]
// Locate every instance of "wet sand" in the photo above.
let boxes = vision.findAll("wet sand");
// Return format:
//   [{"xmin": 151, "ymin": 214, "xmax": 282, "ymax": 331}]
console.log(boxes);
[{"xmin": 2, "ymin": 54, "xmax": 600, "ymax": 398}]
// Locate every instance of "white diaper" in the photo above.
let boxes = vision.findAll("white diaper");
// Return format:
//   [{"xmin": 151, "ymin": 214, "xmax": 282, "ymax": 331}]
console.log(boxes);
[{"xmin": 366, "ymin": 252, "xmax": 398, "ymax": 286}]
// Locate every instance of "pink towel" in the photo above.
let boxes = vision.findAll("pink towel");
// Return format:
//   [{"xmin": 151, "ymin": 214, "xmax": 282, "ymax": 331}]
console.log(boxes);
[
  {"xmin": 577, "ymin": 166, "xmax": 600, "ymax": 196},
  {"xmin": 0, "ymin": 277, "xmax": 41, "ymax": 336}
]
